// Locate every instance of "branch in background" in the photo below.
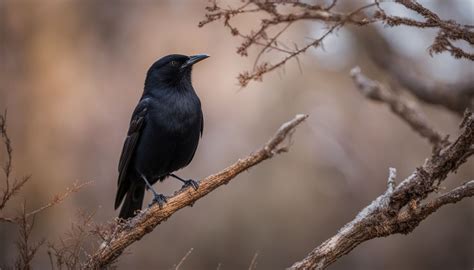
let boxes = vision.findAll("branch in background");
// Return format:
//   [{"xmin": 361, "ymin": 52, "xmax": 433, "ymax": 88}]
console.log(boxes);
[
  {"xmin": 0, "ymin": 181, "xmax": 91, "ymax": 224},
  {"xmin": 1, "ymin": 111, "xmax": 91, "ymax": 269},
  {"xmin": 248, "ymin": 252, "xmax": 259, "ymax": 270},
  {"xmin": 199, "ymin": 0, "xmax": 473, "ymax": 87},
  {"xmin": 85, "ymin": 114, "xmax": 308, "ymax": 269},
  {"xmin": 199, "ymin": 0, "xmax": 377, "ymax": 86},
  {"xmin": 1, "ymin": 111, "xmax": 30, "ymax": 212},
  {"xmin": 288, "ymin": 69, "xmax": 474, "ymax": 270},
  {"xmin": 396, "ymin": 180, "xmax": 474, "ymax": 225},
  {"xmin": 375, "ymin": 0, "xmax": 474, "ymax": 60},
  {"xmin": 15, "ymin": 204, "xmax": 46, "ymax": 270},
  {"xmin": 48, "ymin": 210, "xmax": 98, "ymax": 270},
  {"xmin": 173, "ymin": 248, "xmax": 193, "ymax": 270},
  {"xmin": 356, "ymin": 25, "xmax": 474, "ymax": 115},
  {"xmin": 350, "ymin": 67, "xmax": 449, "ymax": 150}
]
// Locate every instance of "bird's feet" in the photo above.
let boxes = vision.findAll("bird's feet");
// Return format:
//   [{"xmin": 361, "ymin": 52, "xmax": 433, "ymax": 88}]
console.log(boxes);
[
  {"xmin": 149, "ymin": 193, "xmax": 168, "ymax": 208},
  {"xmin": 181, "ymin": 179, "xmax": 199, "ymax": 191},
  {"xmin": 168, "ymin": 174, "xmax": 199, "ymax": 191}
]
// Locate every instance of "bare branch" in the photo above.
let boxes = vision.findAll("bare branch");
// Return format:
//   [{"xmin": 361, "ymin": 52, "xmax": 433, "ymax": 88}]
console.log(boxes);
[
  {"xmin": 24, "ymin": 181, "xmax": 92, "ymax": 219},
  {"xmin": 397, "ymin": 180, "xmax": 474, "ymax": 225},
  {"xmin": 0, "ymin": 110, "xmax": 13, "ymax": 180},
  {"xmin": 0, "ymin": 111, "xmax": 30, "ymax": 211},
  {"xmin": 288, "ymin": 74, "xmax": 474, "ymax": 270},
  {"xmin": 0, "ymin": 111, "xmax": 92, "ymax": 268},
  {"xmin": 49, "ymin": 210, "xmax": 98, "ymax": 270},
  {"xmin": 375, "ymin": 0, "xmax": 474, "ymax": 60},
  {"xmin": 355, "ymin": 25, "xmax": 474, "ymax": 115},
  {"xmin": 85, "ymin": 114, "xmax": 308, "ymax": 269},
  {"xmin": 199, "ymin": 0, "xmax": 377, "ymax": 87},
  {"xmin": 350, "ymin": 67, "xmax": 448, "ymax": 149},
  {"xmin": 174, "ymin": 248, "xmax": 193, "ymax": 270},
  {"xmin": 15, "ymin": 203, "xmax": 46, "ymax": 270},
  {"xmin": 200, "ymin": 0, "xmax": 473, "ymax": 87},
  {"xmin": 0, "ymin": 181, "xmax": 91, "ymax": 223},
  {"xmin": 248, "ymin": 252, "xmax": 259, "ymax": 270}
]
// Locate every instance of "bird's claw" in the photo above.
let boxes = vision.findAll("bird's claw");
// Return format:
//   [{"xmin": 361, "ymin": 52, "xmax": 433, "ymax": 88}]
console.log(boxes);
[
  {"xmin": 149, "ymin": 193, "xmax": 167, "ymax": 208},
  {"xmin": 181, "ymin": 179, "xmax": 199, "ymax": 191}
]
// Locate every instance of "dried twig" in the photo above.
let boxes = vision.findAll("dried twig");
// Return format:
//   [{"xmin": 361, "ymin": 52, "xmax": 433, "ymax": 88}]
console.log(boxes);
[
  {"xmin": 0, "ymin": 181, "xmax": 91, "ymax": 224},
  {"xmin": 1, "ymin": 110, "xmax": 91, "ymax": 269},
  {"xmin": 199, "ymin": 0, "xmax": 376, "ymax": 86},
  {"xmin": 375, "ymin": 0, "xmax": 474, "ymax": 60},
  {"xmin": 1, "ymin": 111, "xmax": 31, "ymax": 212},
  {"xmin": 15, "ymin": 203, "xmax": 46, "ymax": 270},
  {"xmin": 25, "ymin": 181, "xmax": 92, "ymax": 219},
  {"xmin": 248, "ymin": 252, "xmax": 259, "ymax": 270},
  {"xmin": 49, "ymin": 210, "xmax": 98, "ymax": 270},
  {"xmin": 85, "ymin": 114, "xmax": 308, "ymax": 269},
  {"xmin": 174, "ymin": 248, "xmax": 194, "ymax": 270}
]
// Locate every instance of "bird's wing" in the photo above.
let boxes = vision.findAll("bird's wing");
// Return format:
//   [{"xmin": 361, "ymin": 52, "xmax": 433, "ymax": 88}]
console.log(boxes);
[
  {"xmin": 200, "ymin": 112, "xmax": 204, "ymax": 136},
  {"xmin": 115, "ymin": 98, "xmax": 149, "ymax": 209}
]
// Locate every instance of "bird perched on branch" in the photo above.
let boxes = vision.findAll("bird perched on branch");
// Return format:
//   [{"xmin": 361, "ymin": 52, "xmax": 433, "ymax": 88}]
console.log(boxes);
[{"xmin": 115, "ymin": 54, "xmax": 209, "ymax": 219}]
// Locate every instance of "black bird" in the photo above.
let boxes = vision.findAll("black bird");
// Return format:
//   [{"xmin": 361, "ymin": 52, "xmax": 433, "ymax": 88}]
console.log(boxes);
[{"xmin": 115, "ymin": 54, "xmax": 208, "ymax": 219}]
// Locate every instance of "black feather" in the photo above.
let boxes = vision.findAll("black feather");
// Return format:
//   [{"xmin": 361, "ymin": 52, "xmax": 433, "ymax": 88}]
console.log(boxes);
[{"xmin": 114, "ymin": 54, "xmax": 208, "ymax": 219}]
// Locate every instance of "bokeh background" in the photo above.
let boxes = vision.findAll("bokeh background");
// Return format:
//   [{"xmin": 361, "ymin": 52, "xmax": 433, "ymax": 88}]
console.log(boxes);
[{"xmin": 1, "ymin": 0, "xmax": 473, "ymax": 269}]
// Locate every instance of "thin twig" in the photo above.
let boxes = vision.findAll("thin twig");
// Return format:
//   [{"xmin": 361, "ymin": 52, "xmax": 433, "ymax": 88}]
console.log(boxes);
[
  {"xmin": 248, "ymin": 252, "xmax": 259, "ymax": 270},
  {"xmin": 175, "ymin": 248, "xmax": 194, "ymax": 270}
]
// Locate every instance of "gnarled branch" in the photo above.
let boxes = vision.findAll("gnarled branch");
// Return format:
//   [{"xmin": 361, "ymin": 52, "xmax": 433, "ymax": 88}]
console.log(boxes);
[{"xmin": 85, "ymin": 114, "xmax": 308, "ymax": 269}]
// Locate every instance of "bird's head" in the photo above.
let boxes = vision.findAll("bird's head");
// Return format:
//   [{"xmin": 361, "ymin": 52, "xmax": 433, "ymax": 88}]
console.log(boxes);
[{"xmin": 144, "ymin": 54, "xmax": 209, "ymax": 90}]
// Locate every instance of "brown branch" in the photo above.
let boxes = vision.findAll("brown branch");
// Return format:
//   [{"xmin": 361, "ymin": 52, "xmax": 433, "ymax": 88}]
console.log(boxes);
[
  {"xmin": 0, "ymin": 181, "xmax": 91, "ymax": 223},
  {"xmin": 288, "ymin": 73, "xmax": 474, "ymax": 270},
  {"xmin": 49, "ymin": 210, "xmax": 99, "ymax": 270},
  {"xmin": 350, "ymin": 67, "xmax": 449, "ymax": 150},
  {"xmin": 397, "ymin": 180, "xmax": 474, "ymax": 225},
  {"xmin": 199, "ymin": 0, "xmax": 377, "ymax": 87},
  {"xmin": 0, "ymin": 110, "xmax": 12, "ymax": 179},
  {"xmin": 25, "ymin": 181, "xmax": 92, "ymax": 219},
  {"xmin": 85, "ymin": 114, "xmax": 308, "ymax": 269},
  {"xmin": 0, "ymin": 111, "xmax": 30, "ymax": 211},
  {"xmin": 15, "ymin": 203, "xmax": 46, "ymax": 270},
  {"xmin": 1, "ymin": 110, "xmax": 93, "ymax": 268}
]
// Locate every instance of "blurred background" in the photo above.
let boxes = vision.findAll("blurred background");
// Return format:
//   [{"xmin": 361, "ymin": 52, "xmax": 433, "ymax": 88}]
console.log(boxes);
[{"xmin": 0, "ymin": 0, "xmax": 473, "ymax": 269}]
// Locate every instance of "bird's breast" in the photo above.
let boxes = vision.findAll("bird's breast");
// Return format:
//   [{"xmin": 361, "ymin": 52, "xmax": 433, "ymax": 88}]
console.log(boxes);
[{"xmin": 148, "ymin": 93, "xmax": 202, "ymax": 136}]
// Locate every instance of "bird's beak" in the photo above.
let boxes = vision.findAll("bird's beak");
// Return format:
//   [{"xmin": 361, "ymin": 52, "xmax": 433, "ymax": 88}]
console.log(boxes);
[{"xmin": 181, "ymin": 54, "xmax": 210, "ymax": 69}]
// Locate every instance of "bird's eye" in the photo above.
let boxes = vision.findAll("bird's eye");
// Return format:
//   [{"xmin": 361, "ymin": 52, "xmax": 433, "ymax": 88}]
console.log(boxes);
[{"xmin": 170, "ymin": 61, "xmax": 179, "ymax": 67}]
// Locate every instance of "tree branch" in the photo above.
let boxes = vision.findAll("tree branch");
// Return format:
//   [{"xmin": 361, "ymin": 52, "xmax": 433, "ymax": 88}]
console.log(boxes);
[
  {"xmin": 375, "ymin": 0, "xmax": 474, "ymax": 60},
  {"xmin": 85, "ymin": 114, "xmax": 308, "ymax": 269},
  {"xmin": 355, "ymin": 25, "xmax": 474, "ymax": 115},
  {"xmin": 199, "ymin": 0, "xmax": 377, "ymax": 87},
  {"xmin": 396, "ymin": 180, "xmax": 474, "ymax": 226},
  {"xmin": 200, "ymin": 0, "xmax": 473, "ymax": 87},
  {"xmin": 288, "ymin": 72, "xmax": 474, "ymax": 270},
  {"xmin": 350, "ymin": 67, "xmax": 449, "ymax": 150}
]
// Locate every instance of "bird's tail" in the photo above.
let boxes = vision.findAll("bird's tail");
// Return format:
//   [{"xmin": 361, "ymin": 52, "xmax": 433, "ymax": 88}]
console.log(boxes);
[{"xmin": 118, "ymin": 180, "xmax": 145, "ymax": 219}]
